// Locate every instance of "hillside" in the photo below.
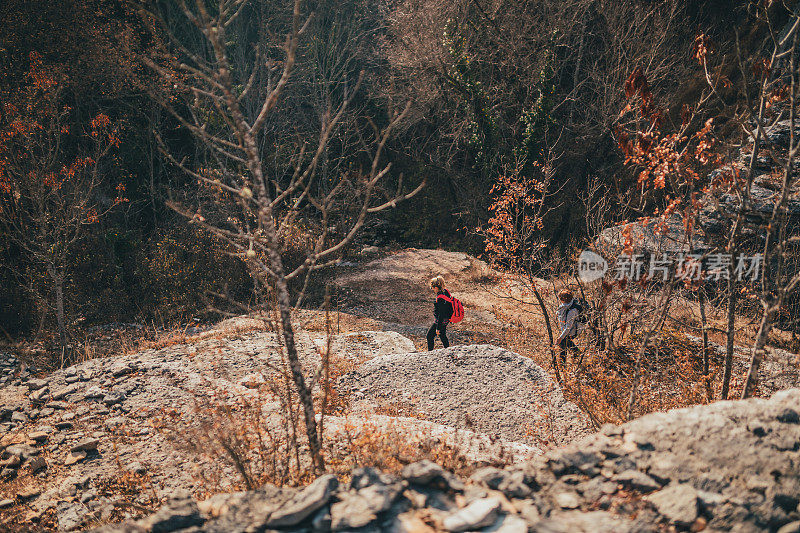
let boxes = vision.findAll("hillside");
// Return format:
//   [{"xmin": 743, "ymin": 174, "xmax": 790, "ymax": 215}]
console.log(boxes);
[
  {"xmin": 1, "ymin": 248, "xmax": 799, "ymax": 531},
  {"xmin": 95, "ymin": 389, "xmax": 800, "ymax": 532},
  {"xmin": 4, "ymin": 2, "xmax": 800, "ymax": 532}
]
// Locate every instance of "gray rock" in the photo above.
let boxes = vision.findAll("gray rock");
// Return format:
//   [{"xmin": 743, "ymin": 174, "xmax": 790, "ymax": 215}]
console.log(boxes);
[
  {"xmin": 137, "ymin": 495, "xmax": 204, "ymax": 532},
  {"xmin": 52, "ymin": 383, "xmax": 81, "ymax": 401},
  {"xmin": 57, "ymin": 500, "xmax": 87, "ymax": 531},
  {"xmin": 471, "ymin": 468, "xmax": 532, "ymax": 498},
  {"xmin": 330, "ymin": 492, "xmax": 378, "ymax": 530},
  {"xmin": 111, "ymin": 363, "xmax": 135, "ymax": 377},
  {"xmin": 127, "ymin": 461, "xmax": 146, "ymax": 474},
  {"xmin": 6, "ymin": 443, "xmax": 37, "ymax": 460},
  {"xmin": 442, "ymin": 497, "xmax": 501, "ymax": 532},
  {"xmin": 645, "ymin": 483, "xmax": 698, "ymax": 526},
  {"xmin": 357, "ymin": 480, "xmax": 404, "ymax": 513},
  {"xmin": 778, "ymin": 522, "xmax": 800, "ymax": 533},
  {"xmin": 28, "ymin": 456, "xmax": 47, "ymax": 473},
  {"xmin": 402, "ymin": 460, "xmax": 445, "ymax": 485},
  {"xmin": 613, "ymin": 470, "xmax": 661, "ymax": 493},
  {"xmin": 65, "ymin": 450, "xmax": 87, "ymax": 465},
  {"xmin": 330, "ymin": 472, "xmax": 405, "ymax": 529},
  {"xmin": 71, "ymin": 438, "xmax": 100, "ymax": 453},
  {"xmin": 0, "ymin": 454, "xmax": 21, "ymax": 468},
  {"xmin": 103, "ymin": 390, "xmax": 126, "ymax": 406},
  {"xmin": 471, "ymin": 467, "xmax": 508, "ymax": 488},
  {"xmin": 84, "ymin": 386, "xmax": 107, "ymax": 400},
  {"xmin": 27, "ymin": 378, "xmax": 48, "ymax": 391},
  {"xmin": 555, "ymin": 492, "xmax": 580, "ymax": 510},
  {"xmin": 266, "ymin": 474, "xmax": 338, "ymax": 527},
  {"xmin": 28, "ymin": 387, "xmax": 49, "ymax": 402},
  {"xmin": 483, "ymin": 513, "xmax": 529, "ymax": 533},
  {"xmin": 350, "ymin": 466, "xmax": 396, "ymax": 490}
]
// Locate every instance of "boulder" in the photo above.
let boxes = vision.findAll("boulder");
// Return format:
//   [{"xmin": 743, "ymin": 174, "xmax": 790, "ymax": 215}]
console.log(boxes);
[
  {"xmin": 442, "ymin": 497, "xmax": 501, "ymax": 532},
  {"xmin": 338, "ymin": 344, "xmax": 590, "ymax": 446},
  {"xmin": 266, "ymin": 474, "xmax": 339, "ymax": 527},
  {"xmin": 645, "ymin": 484, "xmax": 699, "ymax": 526}
]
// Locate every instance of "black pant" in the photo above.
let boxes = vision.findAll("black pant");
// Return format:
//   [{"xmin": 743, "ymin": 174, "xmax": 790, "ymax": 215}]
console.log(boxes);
[
  {"xmin": 559, "ymin": 337, "xmax": 577, "ymax": 361},
  {"xmin": 427, "ymin": 322, "xmax": 449, "ymax": 350}
]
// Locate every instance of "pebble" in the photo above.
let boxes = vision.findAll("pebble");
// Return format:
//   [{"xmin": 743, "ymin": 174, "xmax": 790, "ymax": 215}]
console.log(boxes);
[
  {"xmin": 71, "ymin": 438, "xmax": 99, "ymax": 452},
  {"xmin": 442, "ymin": 497, "xmax": 501, "ymax": 532},
  {"xmin": 64, "ymin": 450, "xmax": 87, "ymax": 466}
]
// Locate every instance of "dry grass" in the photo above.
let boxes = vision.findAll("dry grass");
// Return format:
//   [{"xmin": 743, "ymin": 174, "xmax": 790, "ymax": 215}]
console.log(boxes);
[
  {"xmin": 157, "ymin": 385, "xmax": 501, "ymax": 494},
  {"xmin": 501, "ymin": 321, "xmax": 753, "ymax": 427}
]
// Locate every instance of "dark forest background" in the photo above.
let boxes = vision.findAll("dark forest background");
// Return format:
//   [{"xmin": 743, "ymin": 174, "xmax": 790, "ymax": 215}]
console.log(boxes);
[{"xmin": 0, "ymin": 0, "xmax": 789, "ymax": 340}]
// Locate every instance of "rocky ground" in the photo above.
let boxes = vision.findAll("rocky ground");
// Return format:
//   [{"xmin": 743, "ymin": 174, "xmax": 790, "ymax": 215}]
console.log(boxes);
[
  {"xmin": 0, "ymin": 322, "xmax": 449, "ymax": 531},
  {"xmin": 334, "ymin": 248, "xmax": 798, "ymax": 398},
  {"xmin": 92, "ymin": 389, "xmax": 800, "ymax": 533},
  {"xmin": 2, "ymin": 247, "xmax": 799, "ymax": 532},
  {"xmin": 0, "ymin": 317, "xmax": 558, "ymax": 531},
  {"xmin": 339, "ymin": 345, "xmax": 590, "ymax": 447}
]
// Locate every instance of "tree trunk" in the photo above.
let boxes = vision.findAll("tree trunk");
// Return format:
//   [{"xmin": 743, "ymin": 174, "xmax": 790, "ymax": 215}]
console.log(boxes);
[
  {"xmin": 626, "ymin": 327, "xmax": 655, "ymax": 421},
  {"xmin": 273, "ymin": 268, "xmax": 324, "ymax": 473},
  {"xmin": 47, "ymin": 265, "xmax": 67, "ymax": 355},
  {"xmin": 698, "ymin": 287, "xmax": 712, "ymax": 401},
  {"xmin": 531, "ymin": 280, "xmax": 561, "ymax": 384},
  {"xmin": 742, "ymin": 307, "xmax": 774, "ymax": 399},
  {"xmin": 721, "ymin": 276, "xmax": 737, "ymax": 399}
]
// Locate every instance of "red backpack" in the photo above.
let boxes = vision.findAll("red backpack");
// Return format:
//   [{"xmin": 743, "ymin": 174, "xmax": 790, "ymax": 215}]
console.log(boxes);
[{"xmin": 437, "ymin": 293, "xmax": 465, "ymax": 323}]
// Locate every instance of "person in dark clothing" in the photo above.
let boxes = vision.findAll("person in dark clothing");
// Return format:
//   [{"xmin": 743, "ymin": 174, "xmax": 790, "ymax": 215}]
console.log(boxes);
[
  {"xmin": 555, "ymin": 289, "xmax": 580, "ymax": 362},
  {"xmin": 427, "ymin": 275, "xmax": 453, "ymax": 350}
]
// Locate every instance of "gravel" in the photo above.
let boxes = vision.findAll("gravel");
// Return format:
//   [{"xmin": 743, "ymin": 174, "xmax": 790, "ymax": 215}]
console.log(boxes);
[{"xmin": 338, "ymin": 344, "xmax": 591, "ymax": 446}]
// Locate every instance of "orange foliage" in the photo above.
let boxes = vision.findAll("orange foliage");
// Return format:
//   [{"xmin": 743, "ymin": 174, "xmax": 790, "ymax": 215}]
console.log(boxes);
[{"xmin": 0, "ymin": 53, "xmax": 125, "ymax": 217}]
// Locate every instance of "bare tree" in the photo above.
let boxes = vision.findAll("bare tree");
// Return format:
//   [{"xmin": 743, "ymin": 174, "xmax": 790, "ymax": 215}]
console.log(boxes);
[
  {"xmin": 0, "ymin": 53, "xmax": 121, "ymax": 357},
  {"xmin": 741, "ymin": 11, "xmax": 800, "ymax": 399},
  {"xmin": 693, "ymin": 6, "xmax": 800, "ymax": 399},
  {"xmin": 139, "ymin": 0, "xmax": 422, "ymax": 472}
]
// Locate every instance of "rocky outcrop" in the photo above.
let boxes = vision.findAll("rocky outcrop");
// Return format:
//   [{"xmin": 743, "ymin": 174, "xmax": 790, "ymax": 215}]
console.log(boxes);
[
  {"xmin": 338, "ymin": 344, "xmax": 591, "ymax": 446},
  {"xmin": 95, "ymin": 389, "xmax": 800, "ymax": 532},
  {"xmin": 595, "ymin": 214, "xmax": 706, "ymax": 256},
  {"xmin": 0, "ymin": 327, "xmax": 420, "ymax": 531},
  {"xmin": 597, "ymin": 104, "xmax": 800, "ymax": 257}
]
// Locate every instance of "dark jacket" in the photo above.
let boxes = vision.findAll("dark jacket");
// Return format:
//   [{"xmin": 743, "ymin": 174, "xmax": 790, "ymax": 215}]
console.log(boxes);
[{"xmin": 434, "ymin": 289, "xmax": 454, "ymax": 327}]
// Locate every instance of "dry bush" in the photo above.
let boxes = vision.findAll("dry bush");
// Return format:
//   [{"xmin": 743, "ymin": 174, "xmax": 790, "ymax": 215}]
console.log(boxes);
[
  {"xmin": 318, "ymin": 349, "xmax": 365, "ymax": 416},
  {"xmin": 159, "ymin": 386, "xmax": 498, "ymax": 492},
  {"xmin": 324, "ymin": 417, "xmax": 484, "ymax": 479},
  {"xmin": 468, "ymin": 263, "xmax": 502, "ymax": 286},
  {"xmin": 500, "ymin": 317, "xmax": 742, "ymax": 427}
]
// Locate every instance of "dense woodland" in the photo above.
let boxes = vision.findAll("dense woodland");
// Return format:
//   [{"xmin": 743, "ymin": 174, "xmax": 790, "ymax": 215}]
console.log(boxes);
[{"xmin": 0, "ymin": 0, "xmax": 794, "ymax": 346}]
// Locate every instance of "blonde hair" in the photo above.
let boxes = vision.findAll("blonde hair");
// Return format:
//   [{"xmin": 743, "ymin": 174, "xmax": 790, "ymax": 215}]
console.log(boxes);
[
  {"xmin": 429, "ymin": 275, "xmax": 446, "ymax": 291},
  {"xmin": 558, "ymin": 289, "xmax": 574, "ymax": 302}
]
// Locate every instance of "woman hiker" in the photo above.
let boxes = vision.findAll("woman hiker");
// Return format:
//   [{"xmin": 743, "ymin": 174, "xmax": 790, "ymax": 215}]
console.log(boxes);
[{"xmin": 427, "ymin": 275, "xmax": 453, "ymax": 350}]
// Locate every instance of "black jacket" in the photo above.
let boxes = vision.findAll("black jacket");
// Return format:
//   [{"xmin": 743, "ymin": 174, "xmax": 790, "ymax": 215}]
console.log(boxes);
[{"xmin": 434, "ymin": 289, "xmax": 454, "ymax": 327}]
